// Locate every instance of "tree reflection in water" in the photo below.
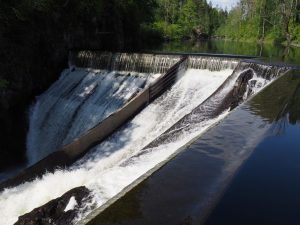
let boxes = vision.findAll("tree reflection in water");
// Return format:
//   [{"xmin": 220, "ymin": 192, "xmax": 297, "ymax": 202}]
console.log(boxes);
[{"xmin": 249, "ymin": 70, "xmax": 300, "ymax": 135}]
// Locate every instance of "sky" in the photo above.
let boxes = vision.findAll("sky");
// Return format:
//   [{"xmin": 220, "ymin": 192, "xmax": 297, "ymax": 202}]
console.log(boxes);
[{"xmin": 209, "ymin": 0, "xmax": 239, "ymax": 10}]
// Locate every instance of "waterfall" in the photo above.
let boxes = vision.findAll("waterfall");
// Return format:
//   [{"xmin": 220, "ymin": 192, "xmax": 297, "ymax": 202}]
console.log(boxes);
[
  {"xmin": 2, "ymin": 53, "xmax": 290, "ymax": 225},
  {"xmin": 75, "ymin": 51, "xmax": 181, "ymax": 73},
  {"xmin": 188, "ymin": 56, "xmax": 239, "ymax": 71},
  {"xmin": 142, "ymin": 61, "xmax": 289, "ymax": 150},
  {"xmin": 26, "ymin": 69, "xmax": 157, "ymax": 166},
  {"xmin": 1, "ymin": 67, "xmax": 235, "ymax": 225},
  {"xmin": 74, "ymin": 51, "xmax": 240, "ymax": 72},
  {"xmin": 26, "ymin": 52, "xmax": 241, "ymax": 166}
]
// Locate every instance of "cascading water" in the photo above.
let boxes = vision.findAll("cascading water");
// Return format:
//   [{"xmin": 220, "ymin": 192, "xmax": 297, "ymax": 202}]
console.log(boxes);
[
  {"xmin": 75, "ymin": 51, "xmax": 240, "ymax": 72},
  {"xmin": 0, "ymin": 55, "xmax": 289, "ymax": 225},
  {"xmin": 0, "ymin": 67, "xmax": 233, "ymax": 225},
  {"xmin": 141, "ymin": 62, "xmax": 289, "ymax": 150},
  {"xmin": 26, "ymin": 69, "xmax": 158, "ymax": 165},
  {"xmin": 26, "ymin": 53, "xmax": 240, "ymax": 166},
  {"xmin": 75, "ymin": 51, "xmax": 181, "ymax": 73},
  {"xmin": 188, "ymin": 56, "xmax": 239, "ymax": 71}
]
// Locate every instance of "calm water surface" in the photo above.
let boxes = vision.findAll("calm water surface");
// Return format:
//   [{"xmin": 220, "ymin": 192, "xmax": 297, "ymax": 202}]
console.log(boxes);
[
  {"xmin": 205, "ymin": 72, "xmax": 300, "ymax": 224},
  {"xmin": 149, "ymin": 40, "xmax": 300, "ymax": 65},
  {"xmin": 205, "ymin": 124, "xmax": 300, "ymax": 225}
]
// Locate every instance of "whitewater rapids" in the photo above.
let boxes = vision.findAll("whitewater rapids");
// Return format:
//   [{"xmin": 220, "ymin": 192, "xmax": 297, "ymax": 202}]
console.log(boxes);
[
  {"xmin": 26, "ymin": 69, "xmax": 159, "ymax": 166},
  {"xmin": 0, "ymin": 68, "xmax": 233, "ymax": 225}
]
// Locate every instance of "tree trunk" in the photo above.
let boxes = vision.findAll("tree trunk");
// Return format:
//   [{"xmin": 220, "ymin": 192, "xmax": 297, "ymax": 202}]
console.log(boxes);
[
  {"xmin": 280, "ymin": 1, "xmax": 293, "ymax": 46},
  {"xmin": 284, "ymin": 22, "xmax": 292, "ymax": 46}
]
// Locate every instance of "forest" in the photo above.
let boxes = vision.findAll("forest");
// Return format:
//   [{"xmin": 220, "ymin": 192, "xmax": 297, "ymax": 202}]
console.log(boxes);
[
  {"xmin": 150, "ymin": 0, "xmax": 227, "ymax": 40},
  {"xmin": 217, "ymin": 0, "xmax": 300, "ymax": 46},
  {"xmin": 153, "ymin": 0, "xmax": 300, "ymax": 46},
  {"xmin": 1, "ymin": 1, "xmax": 299, "ymax": 64}
]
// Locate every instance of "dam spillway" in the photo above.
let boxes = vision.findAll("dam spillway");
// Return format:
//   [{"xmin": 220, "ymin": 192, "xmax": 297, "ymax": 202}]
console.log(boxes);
[
  {"xmin": 86, "ymin": 70, "xmax": 300, "ymax": 225},
  {"xmin": 26, "ymin": 52, "xmax": 240, "ymax": 166},
  {"xmin": 26, "ymin": 69, "xmax": 158, "ymax": 165},
  {"xmin": 0, "ymin": 52, "xmax": 292, "ymax": 225},
  {"xmin": 74, "ymin": 51, "xmax": 240, "ymax": 72}
]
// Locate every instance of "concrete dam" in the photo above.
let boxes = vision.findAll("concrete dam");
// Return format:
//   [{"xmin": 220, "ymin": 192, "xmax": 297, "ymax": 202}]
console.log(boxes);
[{"xmin": 0, "ymin": 51, "xmax": 295, "ymax": 225}]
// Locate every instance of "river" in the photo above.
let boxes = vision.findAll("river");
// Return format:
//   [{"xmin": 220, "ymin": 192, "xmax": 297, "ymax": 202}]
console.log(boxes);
[
  {"xmin": 149, "ymin": 40, "xmax": 300, "ymax": 64},
  {"xmin": 0, "ymin": 41, "xmax": 299, "ymax": 225}
]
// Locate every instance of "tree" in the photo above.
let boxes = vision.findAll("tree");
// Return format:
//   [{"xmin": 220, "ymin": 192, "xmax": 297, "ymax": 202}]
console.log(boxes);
[
  {"xmin": 278, "ymin": 0, "xmax": 298, "ymax": 46},
  {"xmin": 218, "ymin": 0, "xmax": 300, "ymax": 45},
  {"xmin": 152, "ymin": 0, "xmax": 227, "ymax": 40},
  {"xmin": 178, "ymin": 0, "xmax": 198, "ymax": 37}
]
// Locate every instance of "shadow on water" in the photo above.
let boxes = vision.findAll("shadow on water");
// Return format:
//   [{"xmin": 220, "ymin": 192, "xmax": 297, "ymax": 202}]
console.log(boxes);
[{"xmin": 85, "ymin": 70, "xmax": 300, "ymax": 225}]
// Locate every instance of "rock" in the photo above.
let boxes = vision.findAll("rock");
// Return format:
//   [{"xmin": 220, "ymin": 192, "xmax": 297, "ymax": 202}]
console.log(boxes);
[
  {"xmin": 215, "ymin": 68, "xmax": 254, "ymax": 113},
  {"xmin": 229, "ymin": 69, "xmax": 254, "ymax": 110},
  {"xmin": 15, "ymin": 186, "xmax": 91, "ymax": 225}
]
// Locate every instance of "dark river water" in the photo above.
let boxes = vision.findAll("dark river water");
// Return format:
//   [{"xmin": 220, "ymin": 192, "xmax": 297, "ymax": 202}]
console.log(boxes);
[
  {"xmin": 204, "ymin": 71, "xmax": 300, "ymax": 225},
  {"xmin": 205, "ymin": 121, "xmax": 300, "ymax": 225}
]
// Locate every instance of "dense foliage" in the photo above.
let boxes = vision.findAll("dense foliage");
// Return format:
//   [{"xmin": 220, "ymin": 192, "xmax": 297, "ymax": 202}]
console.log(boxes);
[
  {"xmin": 151, "ymin": 0, "xmax": 227, "ymax": 40},
  {"xmin": 217, "ymin": 0, "xmax": 300, "ymax": 45},
  {"xmin": 0, "ymin": 0, "xmax": 157, "ymax": 54}
]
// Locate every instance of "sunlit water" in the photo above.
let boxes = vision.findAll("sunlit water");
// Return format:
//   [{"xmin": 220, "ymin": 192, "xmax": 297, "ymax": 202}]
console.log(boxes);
[
  {"xmin": 26, "ymin": 69, "xmax": 159, "ymax": 165},
  {"xmin": 0, "ymin": 68, "xmax": 233, "ymax": 225}
]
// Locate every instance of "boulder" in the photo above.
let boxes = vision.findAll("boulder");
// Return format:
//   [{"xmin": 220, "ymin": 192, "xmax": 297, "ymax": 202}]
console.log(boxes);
[
  {"xmin": 230, "ymin": 69, "xmax": 254, "ymax": 110},
  {"xmin": 15, "ymin": 186, "xmax": 91, "ymax": 225}
]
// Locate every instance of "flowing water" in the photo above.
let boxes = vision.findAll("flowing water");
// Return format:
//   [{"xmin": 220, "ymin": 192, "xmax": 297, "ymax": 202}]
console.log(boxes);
[
  {"xmin": 88, "ymin": 71, "xmax": 300, "ymax": 225},
  {"xmin": 0, "ymin": 67, "xmax": 233, "ymax": 225},
  {"xmin": 26, "ymin": 69, "xmax": 158, "ymax": 165},
  {"xmin": 0, "ymin": 52, "xmax": 291, "ymax": 224},
  {"xmin": 25, "ymin": 52, "xmax": 238, "ymax": 166}
]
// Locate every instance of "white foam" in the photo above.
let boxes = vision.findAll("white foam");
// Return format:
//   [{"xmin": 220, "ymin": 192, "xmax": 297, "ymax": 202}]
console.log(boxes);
[
  {"xmin": 0, "ymin": 69, "xmax": 233, "ymax": 225},
  {"xmin": 26, "ymin": 69, "xmax": 157, "ymax": 166},
  {"xmin": 64, "ymin": 196, "xmax": 78, "ymax": 212}
]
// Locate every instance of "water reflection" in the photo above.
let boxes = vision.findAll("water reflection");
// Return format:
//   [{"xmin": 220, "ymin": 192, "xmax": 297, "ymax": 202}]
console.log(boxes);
[
  {"xmin": 150, "ymin": 40, "xmax": 300, "ymax": 64},
  {"xmin": 272, "ymin": 81, "xmax": 300, "ymax": 135},
  {"xmin": 204, "ymin": 71, "xmax": 300, "ymax": 225},
  {"xmin": 284, "ymin": 83, "xmax": 300, "ymax": 124},
  {"xmin": 248, "ymin": 71, "xmax": 300, "ymax": 127}
]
